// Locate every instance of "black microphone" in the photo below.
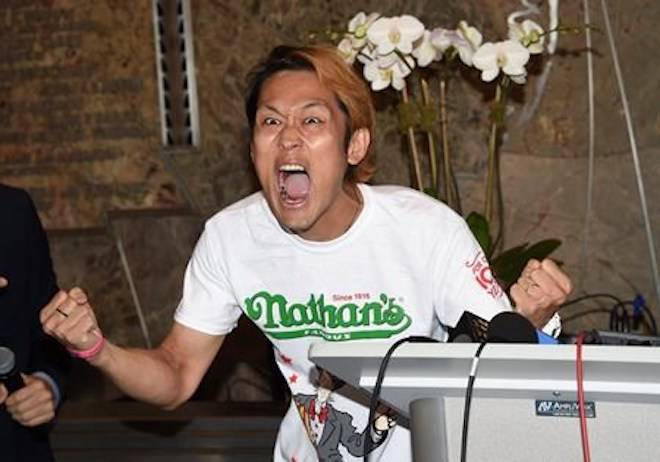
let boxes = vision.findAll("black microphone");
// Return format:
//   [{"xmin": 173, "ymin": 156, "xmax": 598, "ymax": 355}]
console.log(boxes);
[
  {"xmin": 0, "ymin": 346, "xmax": 25, "ymax": 394},
  {"xmin": 486, "ymin": 311, "xmax": 558, "ymax": 344},
  {"xmin": 449, "ymin": 311, "xmax": 490, "ymax": 343},
  {"xmin": 486, "ymin": 311, "xmax": 537, "ymax": 343}
]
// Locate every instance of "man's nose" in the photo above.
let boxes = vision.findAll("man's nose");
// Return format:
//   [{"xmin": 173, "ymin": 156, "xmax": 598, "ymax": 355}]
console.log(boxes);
[{"xmin": 278, "ymin": 122, "xmax": 302, "ymax": 151}]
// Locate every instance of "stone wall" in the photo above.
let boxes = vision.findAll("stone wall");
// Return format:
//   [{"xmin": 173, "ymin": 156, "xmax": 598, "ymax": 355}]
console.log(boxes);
[
  {"xmin": 0, "ymin": 0, "xmax": 184, "ymax": 229},
  {"xmin": 0, "ymin": 0, "xmax": 658, "ymax": 403}
]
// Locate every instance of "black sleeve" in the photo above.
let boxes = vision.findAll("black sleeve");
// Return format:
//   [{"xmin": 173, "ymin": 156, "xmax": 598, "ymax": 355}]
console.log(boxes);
[{"xmin": 22, "ymin": 191, "xmax": 71, "ymax": 405}]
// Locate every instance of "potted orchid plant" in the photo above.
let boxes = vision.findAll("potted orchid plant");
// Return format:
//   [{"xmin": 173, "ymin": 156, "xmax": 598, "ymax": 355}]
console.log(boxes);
[{"xmin": 327, "ymin": 5, "xmax": 572, "ymax": 288}]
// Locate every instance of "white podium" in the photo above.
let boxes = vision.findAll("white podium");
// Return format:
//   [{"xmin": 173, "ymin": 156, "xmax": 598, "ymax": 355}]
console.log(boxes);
[{"xmin": 309, "ymin": 342, "xmax": 660, "ymax": 462}]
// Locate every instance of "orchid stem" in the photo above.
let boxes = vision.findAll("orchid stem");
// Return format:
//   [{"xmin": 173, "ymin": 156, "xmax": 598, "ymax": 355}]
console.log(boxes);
[
  {"xmin": 420, "ymin": 77, "xmax": 438, "ymax": 193},
  {"xmin": 439, "ymin": 78, "xmax": 459, "ymax": 211},
  {"xmin": 526, "ymin": 24, "xmax": 596, "ymax": 49},
  {"xmin": 401, "ymin": 85, "xmax": 424, "ymax": 191},
  {"xmin": 485, "ymin": 82, "xmax": 502, "ymax": 224},
  {"xmin": 484, "ymin": 76, "xmax": 509, "ymax": 249}
]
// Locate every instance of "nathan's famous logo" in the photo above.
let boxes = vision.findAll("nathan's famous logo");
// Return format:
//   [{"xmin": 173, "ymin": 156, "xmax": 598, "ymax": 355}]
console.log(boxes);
[{"xmin": 244, "ymin": 291, "xmax": 412, "ymax": 341}]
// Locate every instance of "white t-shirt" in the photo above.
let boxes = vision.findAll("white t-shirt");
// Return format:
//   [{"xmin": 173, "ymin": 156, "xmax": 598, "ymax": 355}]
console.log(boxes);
[{"xmin": 175, "ymin": 184, "xmax": 511, "ymax": 461}]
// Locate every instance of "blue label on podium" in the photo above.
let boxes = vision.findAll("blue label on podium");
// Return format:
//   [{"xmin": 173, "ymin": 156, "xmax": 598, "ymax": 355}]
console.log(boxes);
[{"xmin": 535, "ymin": 400, "xmax": 596, "ymax": 418}]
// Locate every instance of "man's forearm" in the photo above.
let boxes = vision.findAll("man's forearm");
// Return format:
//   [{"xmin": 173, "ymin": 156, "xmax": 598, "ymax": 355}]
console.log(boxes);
[{"xmin": 88, "ymin": 342, "xmax": 189, "ymax": 409}]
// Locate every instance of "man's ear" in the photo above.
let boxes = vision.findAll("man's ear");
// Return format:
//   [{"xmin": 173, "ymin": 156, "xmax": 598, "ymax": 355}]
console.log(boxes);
[
  {"xmin": 347, "ymin": 128, "xmax": 370, "ymax": 166},
  {"xmin": 249, "ymin": 143, "xmax": 255, "ymax": 163}
]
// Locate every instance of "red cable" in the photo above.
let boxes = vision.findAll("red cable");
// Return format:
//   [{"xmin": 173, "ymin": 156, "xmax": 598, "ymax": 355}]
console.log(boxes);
[{"xmin": 576, "ymin": 332, "xmax": 591, "ymax": 462}]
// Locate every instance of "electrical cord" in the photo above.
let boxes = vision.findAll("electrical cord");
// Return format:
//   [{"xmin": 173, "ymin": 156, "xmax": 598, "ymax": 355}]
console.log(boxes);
[
  {"xmin": 645, "ymin": 307, "xmax": 658, "ymax": 335},
  {"xmin": 561, "ymin": 293, "xmax": 624, "ymax": 308},
  {"xmin": 561, "ymin": 292, "xmax": 657, "ymax": 336},
  {"xmin": 609, "ymin": 301, "xmax": 658, "ymax": 336},
  {"xmin": 609, "ymin": 302, "xmax": 631, "ymax": 333},
  {"xmin": 562, "ymin": 307, "xmax": 612, "ymax": 324},
  {"xmin": 460, "ymin": 341, "xmax": 487, "ymax": 462},
  {"xmin": 363, "ymin": 336, "xmax": 438, "ymax": 462}
]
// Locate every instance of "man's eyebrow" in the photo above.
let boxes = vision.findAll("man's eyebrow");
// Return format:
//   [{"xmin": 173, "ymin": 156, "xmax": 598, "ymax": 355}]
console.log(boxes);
[
  {"xmin": 258, "ymin": 100, "xmax": 331, "ymax": 114},
  {"xmin": 259, "ymin": 104, "xmax": 284, "ymax": 116},
  {"xmin": 300, "ymin": 101, "xmax": 330, "ymax": 111}
]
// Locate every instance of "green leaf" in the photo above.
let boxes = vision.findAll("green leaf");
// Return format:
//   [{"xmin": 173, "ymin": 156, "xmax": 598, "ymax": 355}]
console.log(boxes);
[
  {"xmin": 522, "ymin": 239, "xmax": 562, "ymax": 262},
  {"xmin": 490, "ymin": 243, "xmax": 528, "ymax": 288},
  {"xmin": 491, "ymin": 239, "xmax": 563, "ymax": 289},
  {"xmin": 492, "ymin": 243, "xmax": 528, "ymax": 264},
  {"xmin": 466, "ymin": 212, "xmax": 492, "ymax": 256},
  {"xmin": 423, "ymin": 187, "xmax": 439, "ymax": 199}
]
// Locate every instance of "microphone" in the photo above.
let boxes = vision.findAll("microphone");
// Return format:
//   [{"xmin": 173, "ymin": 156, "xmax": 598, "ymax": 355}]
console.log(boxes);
[
  {"xmin": 449, "ymin": 311, "xmax": 490, "ymax": 343},
  {"xmin": 0, "ymin": 346, "xmax": 25, "ymax": 394},
  {"xmin": 486, "ymin": 311, "xmax": 558, "ymax": 344}
]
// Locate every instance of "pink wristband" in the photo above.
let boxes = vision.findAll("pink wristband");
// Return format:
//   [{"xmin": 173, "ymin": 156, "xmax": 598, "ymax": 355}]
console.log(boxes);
[{"xmin": 68, "ymin": 336, "xmax": 106, "ymax": 359}]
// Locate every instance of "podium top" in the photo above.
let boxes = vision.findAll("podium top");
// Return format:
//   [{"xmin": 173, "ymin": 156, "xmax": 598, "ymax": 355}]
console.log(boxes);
[{"xmin": 309, "ymin": 342, "xmax": 660, "ymax": 417}]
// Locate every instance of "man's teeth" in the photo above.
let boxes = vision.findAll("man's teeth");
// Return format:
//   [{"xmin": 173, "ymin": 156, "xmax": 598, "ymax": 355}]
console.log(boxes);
[{"xmin": 279, "ymin": 164, "xmax": 305, "ymax": 172}]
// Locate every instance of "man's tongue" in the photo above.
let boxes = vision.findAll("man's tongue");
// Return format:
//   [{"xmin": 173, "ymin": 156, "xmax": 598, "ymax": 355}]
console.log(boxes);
[{"xmin": 283, "ymin": 172, "xmax": 310, "ymax": 201}]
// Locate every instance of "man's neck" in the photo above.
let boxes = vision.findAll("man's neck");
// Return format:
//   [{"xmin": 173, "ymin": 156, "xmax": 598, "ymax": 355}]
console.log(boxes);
[{"xmin": 298, "ymin": 182, "xmax": 363, "ymax": 242}]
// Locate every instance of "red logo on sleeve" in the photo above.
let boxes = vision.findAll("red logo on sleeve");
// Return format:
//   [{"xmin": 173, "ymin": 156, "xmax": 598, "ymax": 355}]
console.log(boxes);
[{"xmin": 465, "ymin": 251, "xmax": 503, "ymax": 299}]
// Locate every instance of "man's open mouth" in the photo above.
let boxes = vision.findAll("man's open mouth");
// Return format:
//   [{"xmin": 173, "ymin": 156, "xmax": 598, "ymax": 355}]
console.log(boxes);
[{"xmin": 278, "ymin": 164, "xmax": 310, "ymax": 204}]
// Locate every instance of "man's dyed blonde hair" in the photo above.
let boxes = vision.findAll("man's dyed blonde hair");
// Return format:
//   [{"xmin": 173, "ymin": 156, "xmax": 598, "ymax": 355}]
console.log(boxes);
[{"xmin": 245, "ymin": 45, "xmax": 376, "ymax": 183}]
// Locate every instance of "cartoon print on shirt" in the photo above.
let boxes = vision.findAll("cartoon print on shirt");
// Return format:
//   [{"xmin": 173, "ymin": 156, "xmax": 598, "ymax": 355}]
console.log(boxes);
[{"xmin": 293, "ymin": 368, "xmax": 396, "ymax": 461}]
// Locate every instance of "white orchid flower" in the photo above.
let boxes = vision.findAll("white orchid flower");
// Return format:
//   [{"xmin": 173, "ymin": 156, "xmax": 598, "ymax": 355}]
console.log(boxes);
[
  {"xmin": 363, "ymin": 52, "xmax": 415, "ymax": 91},
  {"xmin": 507, "ymin": 0, "xmax": 541, "ymax": 25},
  {"xmin": 348, "ymin": 11, "xmax": 380, "ymax": 48},
  {"xmin": 452, "ymin": 21, "xmax": 483, "ymax": 66},
  {"xmin": 472, "ymin": 40, "xmax": 530, "ymax": 83},
  {"xmin": 356, "ymin": 42, "xmax": 377, "ymax": 65},
  {"xmin": 429, "ymin": 23, "xmax": 482, "ymax": 66},
  {"xmin": 412, "ymin": 30, "xmax": 443, "ymax": 67},
  {"xmin": 508, "ymin": 72, "xmax": 528, "ymax": 85},
  {"xmin": 509, "ymin": 19, "xmax": 545, "ymax": 54},
  {"xmin": 507, "ymin": 0, "xmax": 559, "ymax": 54},
  {"xmin": 429, "ymin": 27, "xmax": 455, "ymax": 53},
  {"xmin": 367, "ymin": 15, "xmax": 425, "ymax": 55},
  {"xmin": 337, "ymin": 36, "xmax": 359, "ymax": 64}
]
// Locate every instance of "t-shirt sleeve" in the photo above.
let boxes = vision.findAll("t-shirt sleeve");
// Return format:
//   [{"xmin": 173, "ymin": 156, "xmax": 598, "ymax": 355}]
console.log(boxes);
[
  {"xmin": 174, "ymin": 226, "xmax": 242, "ymax": 335},
  {"xmin": 433, "ymin": 220, "xmax": 511, "ymax": 328}
]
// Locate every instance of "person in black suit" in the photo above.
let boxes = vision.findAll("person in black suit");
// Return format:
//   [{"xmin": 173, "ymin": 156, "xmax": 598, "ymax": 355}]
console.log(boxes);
[{"xmin": 0, "ymin": 184, "xmax": 71, "ymax": 462}]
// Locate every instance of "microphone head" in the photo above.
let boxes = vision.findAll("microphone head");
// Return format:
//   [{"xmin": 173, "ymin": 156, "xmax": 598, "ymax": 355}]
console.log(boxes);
[
  {"xmin": 449, "ymin": 311, "xmax": 489, "ymax": 342},
  {"xmin": 486, "ymin": 311, "xmax": 537, "ymax": 343},
  {"xmin": 0, "ymin": 346, "xmax": 16, "ymax": 375},
  {"xmin": 451, "ymin": 333, "xmax": 475, "ymax": 343}
]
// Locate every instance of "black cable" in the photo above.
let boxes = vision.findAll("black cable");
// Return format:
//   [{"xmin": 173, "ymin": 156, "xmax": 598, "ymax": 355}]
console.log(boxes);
[
  {"xmin": 630, "ymin": 298, "xmax": 658, "ymax": 336},
  {"xmin": 561, "ymin": 293, "xmax": 625, "ymax": 309},
  {"xmin": 460, "ymin": 341, "xmax": 487, "ymax": 462},
  {"xmin": 363, "ymin": 336, "xmax": 438, "ymax": 462},
  {"xmin": 610, "ymin": 302, "xmax": 631, "ymax": 333},
  {"xmin": 562, "ymin": 292, "xmax": 658, "ymax": 336},
  {"xmin": 641, "ymin": 304, "xmax": 658, "ymax": 335},
  {"xmin": 562, "ymin": 307, "xmax": 613, "ymax": 324}
]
